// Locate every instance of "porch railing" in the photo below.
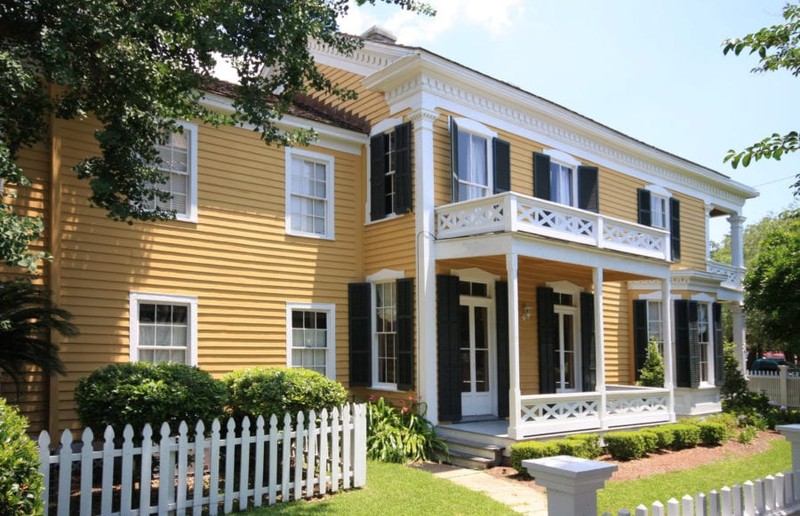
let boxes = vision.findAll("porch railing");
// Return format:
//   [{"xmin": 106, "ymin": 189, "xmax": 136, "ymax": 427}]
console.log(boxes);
[
  {"xmin": 707, "ymin": 260, "xmax": 745, "ymax": 290},
  {"xmin": 435, "ymin": 193, "xmax": 670, "ymax": 261},
  {"xmin": 517, "ymin": 386, "xmax": 670, "ymax": 438}
]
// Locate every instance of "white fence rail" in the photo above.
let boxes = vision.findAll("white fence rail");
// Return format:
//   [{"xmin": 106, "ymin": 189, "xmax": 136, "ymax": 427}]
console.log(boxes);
[
  {"xmin": 37, "ymin": 403, "xmax": 367, "ymax": 515},
  {"xmin": 523, "ymin": 425, "xmax": 800, "ymax": 516},
  {"xmin": 748, "ymin": 366, "xmax": 800, "ymax": 408}
]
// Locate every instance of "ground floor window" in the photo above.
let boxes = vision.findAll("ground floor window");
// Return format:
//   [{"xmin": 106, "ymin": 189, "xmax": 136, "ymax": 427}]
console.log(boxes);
[
  {"xmin": 129, "ymin": 292, "xmax": 197, "ymax": 365},
  {"xmin": 697, "ymin": 302, "xmax": 713, "ymax": 384},
  {"xmin": 287, "ymin": 303, "xmax": 335, "ymax": 378}
]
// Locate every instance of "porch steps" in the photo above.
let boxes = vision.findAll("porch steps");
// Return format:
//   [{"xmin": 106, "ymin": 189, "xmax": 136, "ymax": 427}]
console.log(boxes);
[{"xmin": 436, "ymin": 427, "xmax": 507, "ymax": 470}]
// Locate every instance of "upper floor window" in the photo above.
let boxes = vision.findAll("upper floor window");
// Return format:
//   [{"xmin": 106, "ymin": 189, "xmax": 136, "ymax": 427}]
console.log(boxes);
[
  {"xmin": 449, "ymin": 117, "xmax": 510, "ymax": 202},
  {"xmin": 637, "ymin": 185, "xmax": 680, "ymax": 260},
  {"xmin": 145, "ymin": 122, "xmax": 198, "ymax": 222},
  {"xmin": 370, "ymin": 119, "xmax": 411, "ymax": 221},
  {"xmin": 533, "ymin": 150, "xmax": 598, "ymax": 212},
  {"xmin": 287, "ymin": 303, "xmax": 335, "ymax": 378},
  {"xmin": 285, "ymin": 148, "xmax": 335, "ymax": 239},
  {"xmin": 129, "ymin": 292, "xmax": 197, "ymax": 365}
]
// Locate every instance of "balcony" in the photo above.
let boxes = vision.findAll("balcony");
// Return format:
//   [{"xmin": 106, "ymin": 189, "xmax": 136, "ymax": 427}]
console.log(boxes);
[
  {"xmin": 435, "ymin": 193, "xmax": 670, "ymax": 261},
  {"xmin": 706, "ymin": 261, "xmax": 745, "ymax": 290}
]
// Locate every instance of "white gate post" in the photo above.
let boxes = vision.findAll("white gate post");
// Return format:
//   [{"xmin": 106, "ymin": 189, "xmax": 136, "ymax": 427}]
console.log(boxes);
[
  {"xmin": 778, "ymin": 425, "xmax": 800, "ymax": 472},
  {"xmin": 780, "ymin": 366, "xmax": 790, "ymax": 407},
  {"xmin": 523, "ymin": 455, "xmax": 617, "ymax": 516}
]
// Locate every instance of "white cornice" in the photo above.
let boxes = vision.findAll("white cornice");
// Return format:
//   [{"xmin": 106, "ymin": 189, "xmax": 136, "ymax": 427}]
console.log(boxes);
[
  {"xmin": 363, "ymin": 53, "xmax": 758, "ymax": 208},
  {"xmin": 308, "ymin": 38, "xmax": 413, "ymax": 76}
]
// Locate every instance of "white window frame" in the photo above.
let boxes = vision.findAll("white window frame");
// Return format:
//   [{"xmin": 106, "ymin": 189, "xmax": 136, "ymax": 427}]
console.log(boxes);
[
  {"xmin": 368, "ymin": 117, "xmax": 403, "ymax": 223},
  {"xmin": 452, "ymin": 118, "xmax": 496, "ymax": 201},
  {"xmin": 285, "ymin": 147, "xmax": 335, "ymax": 239},
  {"xmin": 148, "ymin": 121, "xmax": 198, "ymax": 223},
  {"xmin": 129, "ymin": 292, "xmax": 198, "ymax": 365},
  {"xmin": 286, "ymin": 302, "xmax": 336, "ymax": 379},
  {"xmin": 543, "ymin": 149, "xmax": 581, "ymax": 208},
  {"xmin": 692, "ymin": 293, "xmax": 715, "ymax": 386},
  {"xmin": 367, "ymin": 268, "xmax": 405, "ymax": 390},
  {"xmin": 547, "ymin": 280, "xmax": 583, "ymax": 393},
  {"xmin": 644, "ymin": 185, "xmax": 672, "ymax": 230}
]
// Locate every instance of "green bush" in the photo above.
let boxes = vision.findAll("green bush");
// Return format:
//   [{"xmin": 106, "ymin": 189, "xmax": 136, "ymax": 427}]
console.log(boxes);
[
  {"xmin": 664, "ymin": 424, "xmax": 700, "ymax": 450},
  {"xmin": 648, "ymin": 426, "xmax": 675, "ymax": 450},
  {"xmin": 640, "ymin": 430, "xmax": 660, "ymax": 453},
  {"xmin": 604, "ymin": 431, "xmax": 647, "ymax": 461},
  {"xmin": 0, "ymin": 398, "xmax": 44, "ymax": 515},
  {"xmin": 637, "ymin": 338, "xmax": 664, "ymax": 387},
  {"xmin": 697, "ymin": 422, "xmax": 728, "ymax": 446},
  {"xmin": 704, "ymin": 412, "xmax": 739, "ymax": 432},
  {"xmin": 565, "ymin": 433, "xmax": 602, "ymax": 459},
  {"xmin": 737, "ymin": 425, "xmax": 758, "ymax": 444},
  {"xmin": 366, "ymin": 397, "xmax": 447, "ymax": 463},
  {"xmin": 510, "ymin": 441, "xmax": 560, "ymax": 473},
  {"xmin": 223, "ymin": 367, "xmax": 347, "ymax": 421},
  {"xmin": 75, "ymin": 362, "xmax": 227, "ymax": 434}
]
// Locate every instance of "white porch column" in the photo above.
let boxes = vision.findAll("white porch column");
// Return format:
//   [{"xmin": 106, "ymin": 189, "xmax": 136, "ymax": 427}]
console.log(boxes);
[
  {"xmin": 729, "ymin": 214, "xmax": 746, "ymax": 269},
  {"xmin": 507, "ymin": 253, "xmax": 522, "ymax": 439},
  {"xmin": 410, "ymin": 108, "xmax": 440, "ymax": 423},
  {"xmin": 593, "ymin": 267, "xmax": 607, "ymax": 430},
  {"xmin": 732, "ymin": 302, "xmax": 748, "ymax": 377},
  {"xmin": 662, "ymin": 276, "xmax": 675, "ymax": 421}
]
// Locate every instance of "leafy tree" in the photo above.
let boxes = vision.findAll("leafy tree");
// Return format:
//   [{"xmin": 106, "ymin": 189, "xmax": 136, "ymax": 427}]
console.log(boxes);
[
  {"xmin": 1, "ymin": 0, "xmax": 432, "ymax": 270},
  {"xmin": 723, "ymin": 3, "xmax": 800, "ymax": 193},
  {"xmin": 743, "ymin": 211, "xmax": 800, "ymax": 353},
  {"xmin": 0, "ymin": 280, "xmax": 78, "ymax": 396}
]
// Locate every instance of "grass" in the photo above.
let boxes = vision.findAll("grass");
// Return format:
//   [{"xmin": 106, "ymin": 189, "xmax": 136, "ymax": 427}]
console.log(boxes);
[
  {"xmin": 597, "ymin": 439, "xmax": 792, "ymax": 514},
  {"xmin": 244, "ymin": 461, "xmax": 516, "ymax": 515}
]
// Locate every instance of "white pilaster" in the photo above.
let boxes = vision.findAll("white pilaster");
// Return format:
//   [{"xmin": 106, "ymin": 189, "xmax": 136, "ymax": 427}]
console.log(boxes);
[
  {"xmin": 662, "ymin": 277, "xmax": 676, "ymax": 421},
  {"xmin": 593, "ymin": 268, "xmax": 606, "ymax": 430},
  {"xmin": 410, "ymin": 108, "xmax": 440, "ymax": 424},
  {"xmin": 728, "ymin": 214, "xmax": 746, "ymax": 269},
  {"xmin": 507, "ymin": 253, "xmax": 522, "ymax": 439},
  {"xmin": 731, "ymin": 302, "xmax": 748, "ymax": 377}
]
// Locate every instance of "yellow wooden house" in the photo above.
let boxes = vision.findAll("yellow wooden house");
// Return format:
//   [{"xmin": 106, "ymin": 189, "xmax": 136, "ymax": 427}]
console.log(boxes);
[{"xmin": 6, "ymin": 28, "xmax": 756, "ymax": 462}]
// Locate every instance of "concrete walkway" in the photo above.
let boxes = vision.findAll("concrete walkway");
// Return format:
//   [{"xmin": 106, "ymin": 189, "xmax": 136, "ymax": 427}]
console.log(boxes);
[{"xmin": 414, "ymin": 463, "xmax": 548, "ymax": 515}]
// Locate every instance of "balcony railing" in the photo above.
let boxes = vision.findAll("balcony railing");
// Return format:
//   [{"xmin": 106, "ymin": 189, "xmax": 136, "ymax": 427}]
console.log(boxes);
[
  {"xmin": 436, "ymin": 193, "xmax": 670, "ymax": 261},
  {"xmin": 707, "ymin": 260, "xmax": 745, "ymax": 290}
]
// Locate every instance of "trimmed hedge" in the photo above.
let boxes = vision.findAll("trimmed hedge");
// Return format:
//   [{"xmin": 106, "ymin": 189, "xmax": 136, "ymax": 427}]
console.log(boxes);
[
  {"xmin": 604, "ymin": 431, "xmax": 647, "ymax": 461},
  {"xmin": 510, "ymin": 433, "xmax": 603, "ymax": 473},
  {"xmin": 648, "ymin": 426, "xmax": 675, "ymax": 450},
  {"xmin": 223, "ymin": 367, "xmax": 347, "ymax": 421},
  {"xmin": 75, "ymin": 362, "xmax": 228, "ymax": 434},
  {"xmin": 640, "ymin": 430, "xmax": 660, "ymax": 454},
  {"xmin": 510, "ymin": 441, "xmax": 560, "ymax": 473},
  {"xmin": 0, "ymin": 398, "xmax": 44, "ymax": 515},
  {"xmin": 565, "ymin": 433, "xmax": 602, "ymax": 459},
  {"xmin": 698, "ymin": 422, "xmax": 728, "ymax": 446},
  {"xmin": 663, "ymin": 424, "xmax": 701, "ymax": 450}
]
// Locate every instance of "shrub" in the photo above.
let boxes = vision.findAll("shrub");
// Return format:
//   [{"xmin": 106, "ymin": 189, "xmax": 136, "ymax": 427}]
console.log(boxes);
[
  {"xmin": 664, "ymin": 424, "xmax": 700, "ymax": 450},
  {"xmin": 604, "ymin": 431, "xmax": 647, "ymax": 461},
  {"xmin": 697, "ymin": 422, "xmax": 728, "ymax": 446},
  {"xmin": 704, "ymin": 412, "xmax": 739, "ymax": 432},
  {"xmin": 637, "ymin": 338, "xmax": 664, "ymax": 387},
  {"xmin": 510, "ymin": 441, "xmax": 560, "ymax": 473},
  {"xmin": 366, "ymin": 397, "xmax": 447, "ymax": 463},
  {"xmin": 0, "ymin": 398, "xmax": 44, "ymax": 515},
  {"xmin": 640, "ymin": 430, "xmax": 660, "ymax": 453},
  {"xmin": 737, "ymin": 425, "xmax": 758, "ymax": 444},
  {"xmin": 565, "ymin": 433, "xmax": 602, "ymax": 459},
  {"xmin": 223, "ymin": 367, "xmax": 347, "ymax": 421},
  {"xmin": 648, "ymin": 426, "xmax": 675, "ymax": 450},
  {"xmin": 75, "ymin": 362, "xmax": 227, "ymax": 434}
]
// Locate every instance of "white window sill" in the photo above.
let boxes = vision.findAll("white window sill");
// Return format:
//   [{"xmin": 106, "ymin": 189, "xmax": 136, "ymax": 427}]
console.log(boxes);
[{"xmin": 364, "ymin": 212, "xmax": 406, "ymax": 226}]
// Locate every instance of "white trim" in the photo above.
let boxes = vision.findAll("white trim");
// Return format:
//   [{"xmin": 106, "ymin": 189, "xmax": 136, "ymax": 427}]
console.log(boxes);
[
  {"xmin": 370, "ymin": 117, "xmax": 403, "ymax": 136},
  {"xmin": 452, "ymin": 117, "xmax": 497, "ymax": 139},
  {"xmin": 543, "ymin": 149, "xmax": 581, "ymax": 168},
  {"xmin": 129, "ymin": 292, "xmax": 198, "ymax": 366},
  {"xmin": 285, "ymin": 302, "xmax": 336, "ymax": 379},
  {"xmin": 645, "ymin": 184, "xmax": 672, "ymax": 198},
  {"xmin": 367, "ymin": 268, "xmax": 405, "ymax": 283},
  {"xmin": 636, "ymin": 291, "xmax": 682, "ymax": 301},
  {"xmin": 546, "ymin": 280, "xmax": 583, "ymax": 294},
  {"xmin": 690, "ymin": 293, "xmax": 716, "ymax": 303},
  {"xmin": 451, "ymin": 267, "xmax": 499, "ymax": 284},
  {"xmin": 285, "ymin": 147, "xmax": 335, "ymax": 240},
  {"xmin": 176, "ymin": 121, "xmax": 198, "ymax": 223},
  {"xmin": 451, "ymin": 117, "xmax": 495, "ymax": 200}
]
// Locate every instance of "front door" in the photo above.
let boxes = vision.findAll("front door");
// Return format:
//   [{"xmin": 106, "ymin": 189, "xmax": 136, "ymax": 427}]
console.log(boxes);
[
  {"xmin": 460, "ymin": 297, "xmax": 494, "ymax": 416},
  {"xmin": 554, "ymin": 304, "xmax": 579, "ymax": 392}
]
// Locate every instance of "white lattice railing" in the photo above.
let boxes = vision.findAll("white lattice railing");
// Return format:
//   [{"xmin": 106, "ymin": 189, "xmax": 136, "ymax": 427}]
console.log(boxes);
[
  {"xmin": 436, "ymin": 193, "xmax": 670, "ymax": 260},
  {"xmin": 707, "ymin": 260, "xmax": 745, "ymax": 289},
  {"xmin": 605, "ymin": 387, "xmax": 670, "ymax": 428}
]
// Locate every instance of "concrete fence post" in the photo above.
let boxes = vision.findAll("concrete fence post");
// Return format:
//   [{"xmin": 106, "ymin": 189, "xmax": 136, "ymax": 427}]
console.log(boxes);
[
  {"xmin": 523, "ymin": 455, "xmax": 618, "ymax": 516},
  {"xmin": 778, "ymin": 424, "xmax": 800, "ymax": 473},
  {"xmin": 780, "ymin": 365, "xmax": 790, "ymax": 407}
]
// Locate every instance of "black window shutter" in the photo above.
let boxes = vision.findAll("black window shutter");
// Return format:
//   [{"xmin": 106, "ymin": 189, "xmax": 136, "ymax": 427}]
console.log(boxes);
[
  {"xmin": 577, "ymin": 166, "xmax": 599, "ymax": 213},
  {"xmin": 670, "ymin": 197, "xmax": 681, "ymax": 261},
  {"xmin": 450, "ymin": 118, "xmax": 460, "ymax": 202},
  {"xmin": 495, "ymin": 281, "xmax": 510, "ymax": 418},
  {"xmin": 348, "ymin": 283, "xmax": 372, "ymax": 387},
  {"xmin": 633, "ymin": 300, "xmax": 648, "ymax": 382},
  {"xmin": 637, "ymin": 188, "xmax": 652, "ymax": 226},
  {"xmin": 688, "ymin": 300, "xmax": 700, "ymax": 388},
  {"xmin": 580, "ymin": 292, "xmax": 596, "ymax": 392},
  {"xmin": 674, "ymin": 299, "xmax": 690, "ymax": 388},
  {"xmin": 533, "ymin": 152, "xmax": 551, "ymax": 200},
  {"xmin": 370, "ymin": 135, "xmax": 386, "ymax": 221},
  {"xmin": 437, "ymin": 275, "xmax": 462, "ymax": 422},
  {"xmin": 493, "ymin": 138, "xmax": 511, "ymax": 194},
  {"xmin": 537, "ymin": 286, "xmax": 556, "ymax": 394},
  {"xmin": 713, "ymin": 302, "xmax": 724, "ymax": 386},
  {"xmin": 394, "ymin": 122, "xmax": 412, "ymax": 215},
  {"xmin": 396, "ymin": 278, "xmax": 415, "ymax": 391}
]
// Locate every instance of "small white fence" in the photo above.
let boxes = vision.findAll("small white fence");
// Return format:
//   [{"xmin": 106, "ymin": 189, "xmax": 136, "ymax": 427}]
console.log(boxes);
[
  {"xmin": 524, "ymin": 424, "xmax": 800, "ymax": 516},
  {"xmin": 38, "ymin": 403, "xmax": 367, "ymax": 515},
  {"xmin": 748, "ymin": 366, "xmax": 800, "ymax": 408}
]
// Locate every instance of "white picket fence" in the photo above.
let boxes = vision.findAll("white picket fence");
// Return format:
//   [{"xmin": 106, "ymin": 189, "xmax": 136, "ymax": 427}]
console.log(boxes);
[
  {"xmin": 37, "ymin": 403, "xmax": 367, "ymax": 515},
  {"xmin": 748, "ymin": 366, "xmax": 800, "ymax": 408}
]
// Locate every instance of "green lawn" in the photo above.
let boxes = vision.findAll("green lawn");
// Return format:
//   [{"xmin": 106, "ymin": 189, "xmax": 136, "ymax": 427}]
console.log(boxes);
[
  {"xmin": 597, "ymin": 439, "xmax": 792, "ymax": 514},
  {"xmin": 244, "ymin": 461, "xmax": 517, "ymax": 515}
]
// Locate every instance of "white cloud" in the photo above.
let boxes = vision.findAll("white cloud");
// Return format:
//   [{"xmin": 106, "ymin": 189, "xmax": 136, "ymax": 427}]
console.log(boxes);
[{"xmin": 339, "ymin": 0, "xmax": 525, "ymax": 45}]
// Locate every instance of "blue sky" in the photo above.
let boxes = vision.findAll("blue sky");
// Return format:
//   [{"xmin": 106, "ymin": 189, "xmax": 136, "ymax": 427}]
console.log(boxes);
[{"xmin": 340, "ymin": 0, "xmax": 800, "ymax": 242}]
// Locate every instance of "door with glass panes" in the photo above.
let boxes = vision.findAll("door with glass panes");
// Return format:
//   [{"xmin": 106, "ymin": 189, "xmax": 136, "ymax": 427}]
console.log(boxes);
[
  {"xmin": 459, "ymin": 295, "xmax": 495, "ymax": 416},
  {"xmin": 553, "ymin": 299, "xmax": 580, "ymax": 392}
]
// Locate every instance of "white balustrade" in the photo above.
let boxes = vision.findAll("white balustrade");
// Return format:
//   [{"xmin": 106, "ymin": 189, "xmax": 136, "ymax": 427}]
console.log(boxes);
[
  {"xmin": 707, "ymin": 260, "xmax": 746, "ymax": 289},
  {"xmin": 605, "ymin": 388, "xmax": 670, "ymax": 427}
]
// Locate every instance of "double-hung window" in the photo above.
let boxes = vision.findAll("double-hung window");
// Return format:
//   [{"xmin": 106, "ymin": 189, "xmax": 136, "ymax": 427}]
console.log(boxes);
[
  {"xmin": 457, "ymin": 131, "xmax": 489, "ymax": 200},
  {"xmin": 549, "ymin": 161, "xmax": 575, "ymax": 206},
  {"xmin": 533, "ymin": 150, "xmax": 598, "ymax": 212},
  {"xmin": 638, "ymin": 185, "xmax": 680, "ymax": 260},
  {"xmin": 697, "ymin": 302, "xmax": 713, "ymax": 384},
  {"xmin": 145, "ymin": 122, "xmax": 198, "ymax": 222},
  {"xmin": 370, "ymin": 119, "xmax": 411, "ymax": 221},
  {"xmin": 287, "ymin": 303, "xmax": 335, "ymax": 378},
  {"xmin": 286, "ymin": 148, "xmax": 335, "ymax": 239},
  {"xmin": 129, "ymin": 292, "xmax": 197, "ymax": 365},
  {"xmin": 449, "ymin": 117, "xmax": 510, "ymax": 202},
  {"xmin": 374, "ymin": 281, "xmax": 397, "ymax": 387},
  {"xmin": 647, "ymin": 300, "xmax": 664, "ymax": 353}
]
